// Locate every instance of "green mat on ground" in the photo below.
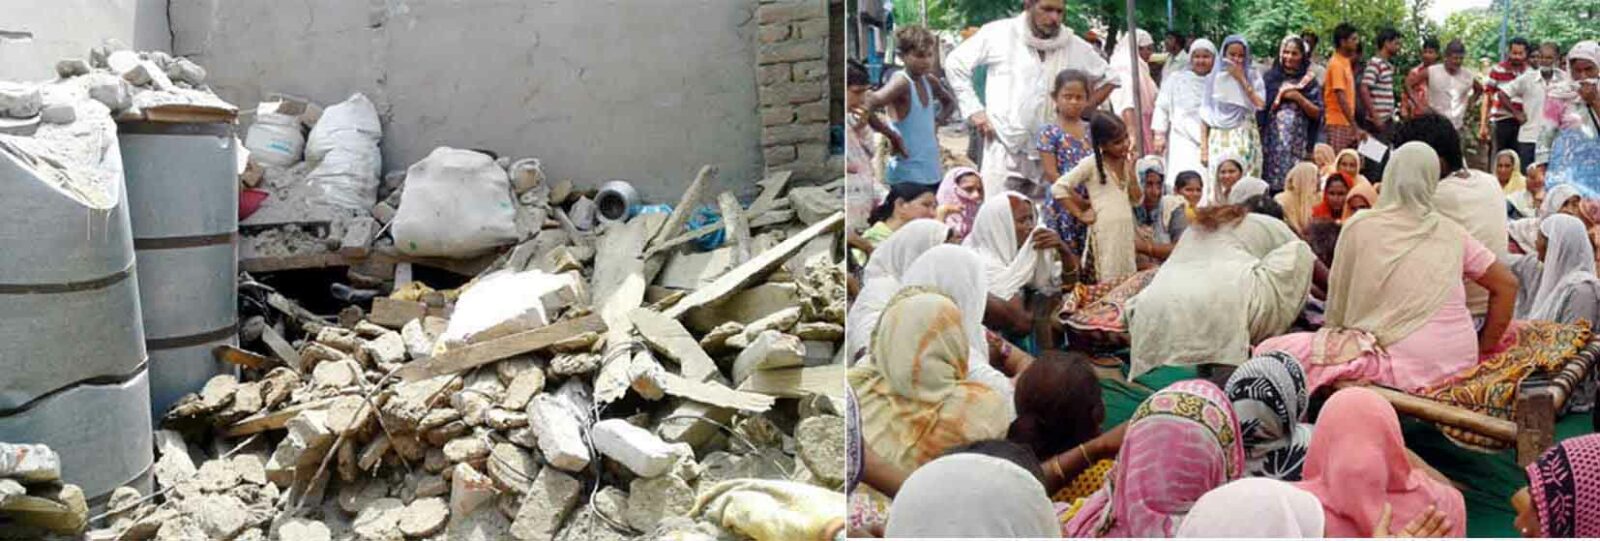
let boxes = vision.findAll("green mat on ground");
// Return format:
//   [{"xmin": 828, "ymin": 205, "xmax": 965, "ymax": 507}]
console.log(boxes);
[{"xmin": 1097, "ymin": 374, "xmax": 1595, "ymax": 537}]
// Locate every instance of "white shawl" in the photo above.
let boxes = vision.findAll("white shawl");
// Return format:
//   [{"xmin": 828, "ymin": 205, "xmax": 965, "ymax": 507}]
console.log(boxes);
[
  {"xmin": 886, "ymin": 453, "xmax": 1062, "ymax": 538},
  {"xmin": 962, "ymin": 192, "xmax": 1043, "ymax": 300},
  {"xmin": 902, "ymin": 245, "xmax": 1016, "ymax": 414},
  {"xmin": 1528, "ymin": 214, "xmax": 1600, "ymax": 321},
  {"xmin": 845, "ymin": 219, "xmax": 952, "ymax": 362}
]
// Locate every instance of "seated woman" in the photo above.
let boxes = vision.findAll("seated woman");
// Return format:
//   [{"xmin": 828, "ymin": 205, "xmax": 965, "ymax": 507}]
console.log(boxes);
[
  {"xmin": 1312, "ymin": 143, "xmax": 1336, "ymax": 174},
  {"xmin": 1124, "ymin": 200, "xmax": 1315, "ymax": 380},
  {"xmin": 1514, "ymin": 434, "xmax": 1600, "ymax": 538},
  {"xmin": 900, "ymin": 245, "xmax": 1017, "ymax": 405},
  {"xmin": 1295, "ymin": 387, "xmax": 1466, "ymax": 537},
  {"xmin": 1508, "ymin": 158, "xmax": 1547, "ymax": 222},
  {"xmin": 845, "ymin": 219, "xmax": 952, "ymax": 362},
  {"xmin": 1496, "ymin": 150, "xmax": 1530, "ymax": 218},
  {"xmin": 1224, "ymin": 352, "xmax": 1313, "ymax": 481},
  {"xmin": 884, "ymin": 444, "xmax": 1062, "ymax": 538},
  {"xmin": 962, "ymin": 193, "xmax": 1076, "ymax": 348},
  {"xmin": 1178, "ymin": 479, "xmax": 1326, "ymax": 537},
  {"xmin": 1513, "ymin": 215, "xmax": 1600, "ymax": 413},
  {"xmin": 1310, "ymin": 172, "xmax": 1352, "ymax": 224},
  {"xmin": 1257, "ymin": 143, "xmax": 1519, "ymax": 395},
  {"xmin": 1275, "ymin": 162, "xmax": 1321, "ymax": 235},
  {"xmin": 936, "ymin": 166, "xmax": 984, "ymax": 241},
  {"xmin": 1006, "ymin": 352, "xmax": 1112, "ymax": 505},
  {"xmin": 848, "ymin": 288, "xmax": 1010, "ymax": 479},
  {"xmin": 1330, "ymin": 148, "xmax": 1373, "ymax": 189},
  {"xmin": 1206, "ymin": 153, "xmax": 1267, "ymax": 207},
  {"xmin": 1062, "ymin": 380, "xmax": 1245, "ymax": 537},
  {"xmin": 1134, "ymin": 170, "xmax": 1205, "ymax": 262},
  {"xmin": 849, "ymin": 182, "xmax": 938, "ymax": 263},
  {"xmin": 1339, "ymin": 181, "xmax": 1377, "ymax": 221}
]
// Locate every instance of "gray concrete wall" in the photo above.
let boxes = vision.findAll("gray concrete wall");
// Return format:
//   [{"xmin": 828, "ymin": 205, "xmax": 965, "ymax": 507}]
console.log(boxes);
[
  {"xmin": 170, "ymin": 0, "xmax": 766, "ymax": 202},
  {"xmin": 0, "ymin": 0, "xmax": 171, "ymax": 81}
]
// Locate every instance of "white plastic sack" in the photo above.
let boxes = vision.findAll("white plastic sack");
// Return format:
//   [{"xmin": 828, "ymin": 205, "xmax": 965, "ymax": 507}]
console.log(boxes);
[
  {"xmin": 305, "ymin": 93, "xmax": 381, "ymax": 162},
  {"xmin": 303, "ymin": 93, "xmax": 382, "ymax": 210},
  {"xmin": 439, "ymin": 269, "xmax": 575, "ymax": 347},
  {"xmin": 391, "ymin": 147, "xmax": 519, "ymax": 257},
  {"xmin": 244, "ymin": 111, "xmax": 303, "ymax": 167}
]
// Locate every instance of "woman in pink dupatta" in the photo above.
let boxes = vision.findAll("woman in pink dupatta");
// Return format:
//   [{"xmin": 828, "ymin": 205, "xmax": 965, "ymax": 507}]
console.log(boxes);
[
  {"xmin": 1295, "ymin": 387, "xmax": 1466, "ymax": 537},
  {"xmin": 1062, "ymin": 379, "xmax": 1244, "ymax": 538},
  {"xmin": 936, "ymin": 166, "xmax": 983, "ymax": 241}
]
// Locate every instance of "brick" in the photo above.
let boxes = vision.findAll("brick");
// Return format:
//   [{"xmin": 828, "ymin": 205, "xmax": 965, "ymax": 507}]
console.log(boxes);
[
  {"xmin": 796, "ymin": 18, "xmax": 829, "ymax": 40},
  {"xmin": 758, "ymin": 0, "xmax": 824, "ymax": 24},
  {"xmin": 762, "ymin": 123, "xmax": 828, "ymax": 146},
  {"xmin": 509, "ymin": 468, "xmax": 582, "ymax": 541},
  {"xmin": 757, "ymin": 64, "xmax": 791, "ymax": 86},
  {"xmin": 763, "ymin": 145, "xmax": 798, "ymax": 165},
  {"xmin": 759, "ymin": 81, "xmax": 827, "ymax": 106},
  {"xmin": 795, "ymin": 100, "xmax": 830, "ymax": 123},
  {"xmin": 592, "ymin": 419, "xmax": 685, "ymax": 478},
  {"xmin": 759, "ymin": 40, "xmax": 824, "ymax": 65},
  {"xmin": 526, "ymin": 394, "xmax": 590, "ymax": 472},
  {"xmin": 758, "ymin": 24, "xmax": 791, "ymax": 44},
  {"xmin": 792, "ymin": 60, "xmax": 829, "ymax": 82},
  {"xmin": 761, "ymin": 106, "xmax": 795, "ymax": 126}
]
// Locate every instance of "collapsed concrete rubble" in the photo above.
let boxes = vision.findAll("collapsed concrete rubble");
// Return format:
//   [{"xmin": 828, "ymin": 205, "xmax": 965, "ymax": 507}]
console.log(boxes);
[
  {"xmin": 89, "ymin": 166, "xmax": 849, "ymax": 540},
  {"xmin": 0, "ymin": 443, "xmax": 88, "ymax": 538}
]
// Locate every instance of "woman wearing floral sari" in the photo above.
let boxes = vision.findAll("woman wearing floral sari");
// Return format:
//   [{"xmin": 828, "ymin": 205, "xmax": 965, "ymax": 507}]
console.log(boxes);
[{"xmin": 1260, "ymin": 35, "xmax": 1324, "ymax": 189}]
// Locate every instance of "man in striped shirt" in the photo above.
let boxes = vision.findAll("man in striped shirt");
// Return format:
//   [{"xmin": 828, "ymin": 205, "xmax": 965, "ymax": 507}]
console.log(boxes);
[
  {"xmin": 1359, "ymin": 28, "xmax": 1402, "ymax": 141},
  {"xmin": 1481, "ymin": 37, "xmax": 1532, "ymax": 160}
]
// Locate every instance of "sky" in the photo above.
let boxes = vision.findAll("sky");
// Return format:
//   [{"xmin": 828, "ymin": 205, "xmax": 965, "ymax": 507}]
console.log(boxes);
[{"xmin": 1426, "ymin": 0, "xmax": 1494, "ymax": 23}]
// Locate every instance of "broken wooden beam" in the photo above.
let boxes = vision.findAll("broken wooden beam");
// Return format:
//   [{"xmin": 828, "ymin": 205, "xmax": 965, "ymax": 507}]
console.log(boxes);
[
  {"xmin": 260, "ymin": 326, "xmax": 304, "ymax": 373},
  {"xmin": 396, "ymin": 315, "xmax": 607, "ymax": 381},
  {"xmin": 628, "ymin": 308, "xmax": 719, "ymax": 383},
  {"xmin": 656, "ymin": 372, "xmax": 775, "ymax": 413},
  {"xmin": 663, "ymin": 211, "xmax": 844, "ymax": 320},
  {"xmin": 222, "ymin": 396, "xmax": 346, "ymax": 438},
  {"xmin": 647, "ymin": 165, "xmax": 716, "ymax": 250},
  {"xmin": 718, "ymin": 192, "xmax": 751, "ymax": 265},
  {"xmin": 213, "ymin": 345, "xmax": 275, "ymax": 370}
]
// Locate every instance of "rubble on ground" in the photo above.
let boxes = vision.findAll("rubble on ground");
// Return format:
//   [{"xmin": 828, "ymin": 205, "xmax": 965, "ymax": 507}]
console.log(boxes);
[
  {"xmin": 90, "ymin": 165, "xmax": 847, "ymax": 540},
  {"xmin": 0, "ymin": 443, "xmax": 88, "ymax": 538}
]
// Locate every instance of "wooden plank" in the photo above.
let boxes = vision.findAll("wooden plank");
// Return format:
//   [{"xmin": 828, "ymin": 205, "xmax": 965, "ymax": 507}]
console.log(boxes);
[
  {"xmin": 747, "ymin": 170, "xmax": 793, "ymax": 215},
  {"xmin": 656, "ymin": 371, "xmax": 775, "ymax": 413},
  {"xmin": 629, "ymin": 308, "xmax": 719, "ymax": 382},
  {"xmin": 260, "ymin": 325, "xmax": 304, "ymax": 373},
  {"xmin": 646, "ymin": 165, "xmax": 717, "ymax": 250},
  {"xmin": 222, "ymin": 396, "xmax": 344, "ymax": 438},
  {"xmin": 1516, "ymin": 384, "xmax": 1556, "ymax": 467},
  {"xmin": 663, "ymin": 211, "xmax": 843, "ymax": 320},
  {"xmin": 213, "ymin": 345, "xmax": 275, "ymax": 370},
  {"xmin": 241, "ymin": 252, "xmax": 347, "ymax": 273},
  {"xmin": 395, "ymin": 314, "xmax": 607, "ymax": 381},
  {"xmin": 1336, "ymin": 382, "xmax": 1517, "ymax": 442},
  {"xmin": 593, "ymin": 214, "xmax": 660, "ymax": 404},
  {"xmin": 738, "ymin": 364, "xmax": 845, "ymax": 400},
  {"xmin": 717, "ymin": 192, "xmax": 751, "ymax": 265}
]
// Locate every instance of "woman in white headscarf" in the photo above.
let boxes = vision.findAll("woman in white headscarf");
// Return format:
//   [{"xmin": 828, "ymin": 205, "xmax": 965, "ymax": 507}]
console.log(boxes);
[
  {"xmin": 1176, "ymin": 478, "xmax": 1325, "ymax": 538},
  {"xmin": 1152, "ymin": 38, "xmax": 1217, "ymax": 191},
  {"xmin": 1254, "ymin": 142, "xmax": 1520, "ymax": 396},
  {"xmin": 845, "ymin": 219, "xmax": 952, "ymax": 362},
  {"xmin": 885, "ymin": 452, "xmax": 1062, "ymax": 538},
  {"xmin": 901, "ymin": 245, "xmax": 1016, "ymax": 412},
  {"xmin": 1202, "ymin": 35, "xmax": 1268, "ymax": 178},
  {"xmin": 962, "ymin": 193, "xmax": 1074, "ymax": 336},
  {"xmin": 1517, "ymin": 214, "xmax": 1600, "ymax": 324},
  {"xmin": 1206, "ymin": 151, "xmax": 1267, "ymax": 207}
]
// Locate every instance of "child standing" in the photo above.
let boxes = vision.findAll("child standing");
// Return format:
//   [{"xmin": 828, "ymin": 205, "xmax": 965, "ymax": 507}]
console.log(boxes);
[
  {"xmin": 867, "ymin": 25, "xmax": 955, "ymax": 186},
  {"xmin": 1037, "ymin": 70, "xmax": 1097, "ymax": 260},
  {"xmin": 1052, "ymin": 111, "xmax": 1141, "ymax": 283}
]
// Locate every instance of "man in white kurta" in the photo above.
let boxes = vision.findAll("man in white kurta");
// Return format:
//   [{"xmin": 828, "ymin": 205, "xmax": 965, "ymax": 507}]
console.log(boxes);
[{"xmin": 946, "ymin": 0, "xmax": 1115, "ymax": 200}]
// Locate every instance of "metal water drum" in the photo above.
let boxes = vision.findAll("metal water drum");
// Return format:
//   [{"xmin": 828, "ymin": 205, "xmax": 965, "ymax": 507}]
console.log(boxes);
[
  {"xmin": 0, "ymin": 132, "xmax": 154, "ymax": 502},
  {"xmin": 117, "ymin": 120, "xmax": 240, "ymax": 417}
]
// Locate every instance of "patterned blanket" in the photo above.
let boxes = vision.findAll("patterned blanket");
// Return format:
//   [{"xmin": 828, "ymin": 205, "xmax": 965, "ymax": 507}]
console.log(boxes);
[{"xmin": 1422, "ymin": 320, "xmax": 1592, "ymax": 450}]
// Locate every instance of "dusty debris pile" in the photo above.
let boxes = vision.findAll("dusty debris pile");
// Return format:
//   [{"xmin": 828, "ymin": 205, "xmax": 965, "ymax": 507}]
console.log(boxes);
[
  {"xmin": 0, "ymin": 444, "xmax": 88, "ymax": 538},
  {"xmin": 91, "ymin": 168, "xmax": 848, "ymax": 541}
]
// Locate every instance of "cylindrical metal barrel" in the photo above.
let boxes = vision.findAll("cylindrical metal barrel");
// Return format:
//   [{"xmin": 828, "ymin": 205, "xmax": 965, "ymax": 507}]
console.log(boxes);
[
  {"xmin": 0, "ymin": 130, "xmax": 154, "ymax": 503},
  {"xmin": 117, "ymin": 120, "xmax": 240, "ymax": 417}
]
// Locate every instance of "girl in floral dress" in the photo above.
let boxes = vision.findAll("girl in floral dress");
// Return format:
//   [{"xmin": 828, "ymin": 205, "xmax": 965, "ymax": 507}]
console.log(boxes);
[{"xmin": 1038, "ymin": 70, "xmax": 1096, "ymax": 258}]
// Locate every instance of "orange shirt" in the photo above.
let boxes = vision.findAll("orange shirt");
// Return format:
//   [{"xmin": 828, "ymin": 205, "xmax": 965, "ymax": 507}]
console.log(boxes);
[{"xmin": 1325, "ymin": 53, "xmax": 1356, "ymax": 127}]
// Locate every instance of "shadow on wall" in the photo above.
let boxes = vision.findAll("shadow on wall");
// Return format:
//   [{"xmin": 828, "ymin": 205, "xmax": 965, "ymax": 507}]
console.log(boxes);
[{"xmin": 0, "ymin": 0, "xmax": 171, "ymax": 82}]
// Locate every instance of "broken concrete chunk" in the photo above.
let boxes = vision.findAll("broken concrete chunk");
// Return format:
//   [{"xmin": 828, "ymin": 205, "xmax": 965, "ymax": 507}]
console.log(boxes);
[
  {"xmin": 275, "ymin": 518, "xmax": 332, "ymax": 541},
  {"xmin": 264, "ymin": 410, "xmax": 333, "ymax": 487},
  {"xmin": 84, "ymin": 73, "xmax": 130, "ymax": 111},
  {"xmin": 152, "ymin": 430, "xmax": 196, "ymax": 488},
  {"xmin": 338, "ymin": 478, "xmax": 389, "ymax": 515},
  {"xmin": 192, "ymin": 494, "xmax": 250, "ymax": 540},
  {"xmin": 485, "ymin": 443, "xmax": 538, "ymax": 494},
  {"xmin": 0, "ymin": 82, "xmax": 42, "ymax": 119},
  {"xmin": 793, "ymin": 321, "xmax": 844, "ymax": 342},
  {"xmin": 55, "ymin": 58, "xmax": 90, "ymax": 78},
  {"xmin": 312, "ymin": 359, "xmax": 362, "ymax": 388},
  {"xmin": 351, "ymin": 497, "xmax": 404, "ymax": 541},
  {"xmin": 38, "ymin": 103, "xmax": 74, "ymax": 124},
  {"xmin": 425, "ymin": 420, "xmax": 470, "ymax": 448},
  {"xmin": 734, "ymin": 307, "xmax": 802, "ymax": 345},
  {"xmin": 401, "ymin": 316, "xmax": 446, "ymax": 359},
  {"xmin": 796, "ymin": 415, "xmax": 846, "ymax": 486},
  {"xmin": 549, "ymin": 352, "xmax": 601, "ymax": 376},
  {"xmin": 0, "ymin": 442, "xmax": 60, "ymax": 482},
  {"xmin": 449, "ymin": 463, "xmax": 499, "ymax": 524},
  {"xmin": 418, "ymin": 407, "xmax": 462, "ymax": 431},
  {"xmin": 525, "ymin": 394, "xmax": 590, "ymax": 473},
  {"xmin": 698, "ymin": 322, "xmax": 744, "ymax": 352},
  {"xmin": 442, "ymin": 269, "xmax": 581, "ymax": 347},
  {"xmin": 316, "ymin": 327, "xmax": 364, "ymax": 354},
  {"xmin": 165, "ymin": 57, "xmax": 208, "ymax": 85},
  {"xmin": 625, "ymin": 475, "xmax": 695, "ymax": 533},
  {"xmin": 592, "ymin": 419, "xmax": 681, "ymax": 478},
  {"xmin": 731, "ymin": 331, "xmax": 806, "ymax": 386},
  {"xmin": 195, "ymin": 458, "xmax": 241, "ymax": 493},
  {"xmin": 484, "ymin": 408, "xmax": 528, "ymax": 430},
  {"xmin": 443, "ymin": 435, "xmax": 491, "ymax": 464},
  {"xmin": 508, "ymin": 467, "xmax": 582, "ymax": 541},
  {"xmin": 417, "ymin": 473, "xmax": 449, "ymax": 498},
  {"xmin": 398, "ymin": 497, "xmax": 449, "ymax": 538},
  {"xmin": 371, "ymin": 297, "xmax": 428, "ymax": 329},
  {"xmin": 325, "ymin": 394, "xmax": 376, "ymax": 435},
  {"xmin": 361, "ymin": 332, "xmax": 407, "ymax": 366},
  {"xmin": 501, "ymin": 367, "xmax": 546, "ymax": 411},
  {"xmin": 106, "ymin": 50, "xmax": 141, "ymax": 76},
  {"xmin": 199, "ymin": 374, "xmax": 240, "ymax": 411},
  {"xmin": 788, "ymin": 185, "xmax": 844, "ymax": 225}
]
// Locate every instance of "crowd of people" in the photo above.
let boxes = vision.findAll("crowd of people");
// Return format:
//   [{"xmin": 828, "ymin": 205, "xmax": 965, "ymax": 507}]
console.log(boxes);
[{"xmin": 844, "ymin": 0, "xmax": 1600, "ymax": 537}]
